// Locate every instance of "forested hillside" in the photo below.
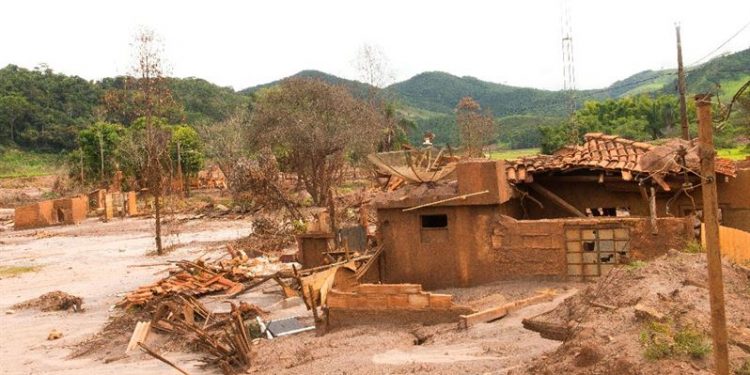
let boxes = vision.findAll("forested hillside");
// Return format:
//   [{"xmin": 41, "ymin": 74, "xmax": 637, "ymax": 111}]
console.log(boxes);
[
  {"xmin": 1, "ymin": 47, "xmax": 748, "ymax": 153},
  {"xmin": 0, "ymin": 65, "xmax": 248, "ymax": 152}
]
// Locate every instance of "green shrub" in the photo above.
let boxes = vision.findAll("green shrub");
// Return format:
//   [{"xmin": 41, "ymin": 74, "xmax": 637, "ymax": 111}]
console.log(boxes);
[
  {"xmin": 640, "ymin": 321, "xmax": 711, "ymax": 361},
  {"xmin": 674, "ymin": 327, "xmax": 712, "ymax": 359},
  {"xmin": 683, "ymin": 240, "xmax": 704, "ymax": 253}
]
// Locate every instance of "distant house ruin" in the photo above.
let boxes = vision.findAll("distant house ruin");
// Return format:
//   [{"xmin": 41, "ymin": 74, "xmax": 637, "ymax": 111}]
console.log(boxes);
[
  {"xmin": 14, "ymin": 195, "xmax": 88, "ymax": 230},
  {"xmin": 370, "ymin": 133, "xmax": 748, "ymax": 289}
]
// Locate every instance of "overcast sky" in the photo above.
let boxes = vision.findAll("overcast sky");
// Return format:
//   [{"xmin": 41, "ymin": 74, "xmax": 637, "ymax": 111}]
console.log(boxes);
[{"xmin": 2, "ymin": 0, "xmax": 749, "ymax": 91}]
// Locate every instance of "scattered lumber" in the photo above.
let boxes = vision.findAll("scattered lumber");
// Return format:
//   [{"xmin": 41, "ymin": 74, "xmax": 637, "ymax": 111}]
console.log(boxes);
[
  {"xmin": 458, "ymin": 290, "xmax": 557, "ymax": 329},
  {"xmin": 126, "ymin": 321, "xmax": 151, "ymax": 353}
]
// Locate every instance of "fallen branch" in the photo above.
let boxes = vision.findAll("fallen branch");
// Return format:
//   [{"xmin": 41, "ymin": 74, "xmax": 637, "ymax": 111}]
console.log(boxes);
[{"xmin": 138, "ymin": 342, "xmax": 191, "ymax": 375}]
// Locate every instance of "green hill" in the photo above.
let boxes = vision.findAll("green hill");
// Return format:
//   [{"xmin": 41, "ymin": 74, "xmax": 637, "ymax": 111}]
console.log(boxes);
[{"xmin": 239, "ymin": 69, "xmax": 373, "ymax": 98}]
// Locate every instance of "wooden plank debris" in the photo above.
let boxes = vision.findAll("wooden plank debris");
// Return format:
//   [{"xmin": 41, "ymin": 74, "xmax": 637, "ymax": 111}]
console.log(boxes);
[
  {"xmin": 458, "ymin": 290, "xmax": 556, "ymax": 329},
  {"xmin": 126, "ymin": 320, "xmax": 152, "ymax": 353}
]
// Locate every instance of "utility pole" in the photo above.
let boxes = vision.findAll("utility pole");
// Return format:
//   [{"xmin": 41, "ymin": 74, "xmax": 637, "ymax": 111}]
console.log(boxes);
[
  {"xmin": 676, "ymin": 25, "xmax": 690, "ymax": 140},
  {"xmin": 696, "ymin": 93, "xmax": 729, "ymax": 375}
]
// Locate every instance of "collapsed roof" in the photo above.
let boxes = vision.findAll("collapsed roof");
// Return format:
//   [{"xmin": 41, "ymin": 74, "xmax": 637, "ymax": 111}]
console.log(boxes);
[{"xmin": 505, "ymin": 132, "xmax": 736, "ymax": 184}]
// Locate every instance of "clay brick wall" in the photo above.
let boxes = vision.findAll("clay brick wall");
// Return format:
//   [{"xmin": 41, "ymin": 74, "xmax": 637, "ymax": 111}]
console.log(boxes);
[
  {"xmin": 326, "ymin": 284, "xmax": 474, "ymax": 327},
  {"xmin": 14, "ymin": 200, "xmax": 55, "ymax": 230},
  {"xmin": 489, "ymin": 216, "xmax": 568, "ymax": 278},
  {"xmin": 378, "ymin": 204, "xmax": 693, "ymax": 289},
  {"xmin": 52, "ymin": 196, "xmax": 87, "ymax": 225}
]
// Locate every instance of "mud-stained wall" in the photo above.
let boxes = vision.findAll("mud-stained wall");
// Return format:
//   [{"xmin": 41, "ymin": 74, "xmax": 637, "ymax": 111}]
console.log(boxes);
[
  {"xmin": 490, "ymin": 216, "xmax": 567, "ymax": 279},
  {"xmin": 378, "ymin": 205, "xmax": 693, "ymax": 289},
  {"xmin": 14, "ymin": 195, "xmax": 87, "ymax": 230}
]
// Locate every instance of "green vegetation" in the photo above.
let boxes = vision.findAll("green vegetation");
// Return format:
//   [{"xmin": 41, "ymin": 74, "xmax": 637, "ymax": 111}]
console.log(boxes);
[
  {"xmin": 626, "ymin": 260, "xmax": 648, "ymax": 270},
  {"xmin": 683, "ymin": 239, "xmax": 705, "ymax": 254},
  {"xmin": 0, "ymin": 64, "xmax": 248, "ymax": 153},
  {"xmin": 640, "ymin": 320, "xmax": 712, "ymax": 361},
  {"xmin": 718, "ymin": 147, "xmax": 750, "ymax": 160},
  {"xmin": 2, "ymin": 48, "xmax": 748, "ymax": 155},
  {"xmin": 0, "ymin": 265, "xmax": 42, "ymax": 278},
  {"xmin": 488, "ymin": 148, "xmax": 540, "ymax": 160},
  {"xmin": 0, "ymin": 148, "xmax": 62, "ymax": 178}
]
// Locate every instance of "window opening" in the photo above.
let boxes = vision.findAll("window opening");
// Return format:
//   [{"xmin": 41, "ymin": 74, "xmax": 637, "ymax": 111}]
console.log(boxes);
[{"xmin": 421, "ymin": 214, "xmax": 448, "ymax": 228}]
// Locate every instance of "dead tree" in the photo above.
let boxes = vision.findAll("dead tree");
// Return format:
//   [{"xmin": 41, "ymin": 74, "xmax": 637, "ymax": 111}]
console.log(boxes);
[
  {"xmin": 128, "ymin": 29, "xmax": 174, "ymax": 255},
  {"xmin": 456, "ymin": 96, "xmax": 499, "ymax": 157},
  {"xmin": 252, "ymin": 78, "xmax": 382, "ymax": 205}
]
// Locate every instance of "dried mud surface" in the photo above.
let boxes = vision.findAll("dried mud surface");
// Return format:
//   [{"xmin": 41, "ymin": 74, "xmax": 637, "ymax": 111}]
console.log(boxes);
[{"xmin": 515, "ymin": 251, "xmax": 750, "ymax": 375}]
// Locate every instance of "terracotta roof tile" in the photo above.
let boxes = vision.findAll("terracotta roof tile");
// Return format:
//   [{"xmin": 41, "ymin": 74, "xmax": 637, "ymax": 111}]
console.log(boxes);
[{"xmin": 505, "ymin": 133, "xmax": 736, "ymax": 183}]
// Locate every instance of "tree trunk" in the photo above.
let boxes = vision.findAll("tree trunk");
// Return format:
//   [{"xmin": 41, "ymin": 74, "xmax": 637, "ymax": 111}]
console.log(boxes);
[{"xmin": 154, "ymin": 192, "xmax": 163, "ymax": 255}]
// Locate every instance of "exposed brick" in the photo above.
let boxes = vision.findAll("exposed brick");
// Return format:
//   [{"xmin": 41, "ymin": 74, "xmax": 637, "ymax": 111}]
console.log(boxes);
[
  {"xmin": 357, "ymin": 283, "xmax": 421, "ymax": 295},
  {"xmin": 407, "ymin": 293, "xmax": 429, "ymax": 309},
  {"xmin": 428, "ymin": 294, "xmax": 453, "ymax": 309},
  {"xmin": 386, "ymin": 294, "xmax": 410, "ymax": 309}
]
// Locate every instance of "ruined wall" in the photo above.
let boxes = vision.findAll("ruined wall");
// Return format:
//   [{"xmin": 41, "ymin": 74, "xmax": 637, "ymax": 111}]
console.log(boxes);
[
  {"xmin": 522, "ymin": 173, "xmax": 749, "ymax": 233},
  {"xmin": 14, "ymin": 196, "xmax": 87, "ymax": 230},
  {"xmin": 52, "ymin": 195, "xmax": 87, "ymax": 225},
  {"xmin": 14, "ymin": 200, "xmax": 55, "ymax": 230},
  {"xmin": 378, "ymin": 204, "xmax": 693, "ymax": 288},
  {"xmin": 296, "ymin": 234, "xmax": 334, "ymax": 269},
  {"xmin": 326, "ymin": 283, "xmax": 474, "ymax": 327},
  {"xmin": 490, "ymin": 216, "xmax": 567, "ymax": 279},
  {"xmin": 378, "ymin": 205, "xmax": 497, "ymax": 289}
]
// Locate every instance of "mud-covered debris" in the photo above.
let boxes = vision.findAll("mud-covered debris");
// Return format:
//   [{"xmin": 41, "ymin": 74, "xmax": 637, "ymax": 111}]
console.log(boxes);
[
  {"xmin": 47, "ymin": 329, "xmax": 63, "ymax": 340},
  {"xmin": 13, "ymin": 291, "xmax": 83, "ymax": 312}
]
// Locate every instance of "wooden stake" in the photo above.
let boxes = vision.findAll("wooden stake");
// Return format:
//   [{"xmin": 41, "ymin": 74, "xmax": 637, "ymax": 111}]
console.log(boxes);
[
  {"xmin": 649, "ymin": 186, "xmax": 658, "ymax": 234},
  {"xmin": 696, "ymin": 93, "xmax": 729, "ymax": 375}
]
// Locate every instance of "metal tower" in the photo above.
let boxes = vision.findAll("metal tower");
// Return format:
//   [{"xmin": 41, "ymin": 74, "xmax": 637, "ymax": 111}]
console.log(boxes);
[{"xmin": 561, "ymin": 0, "xmax": 578, "ymax": 142}]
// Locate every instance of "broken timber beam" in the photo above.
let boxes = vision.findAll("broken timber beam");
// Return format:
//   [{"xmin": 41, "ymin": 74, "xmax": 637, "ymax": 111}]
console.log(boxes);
[
  {"xmin": 458, "ymin": 290, "xmax": 556, "ymax": 329},
  {"xmin": 527, "ymin": 183, "xmax": 585, "ymax": 217}
]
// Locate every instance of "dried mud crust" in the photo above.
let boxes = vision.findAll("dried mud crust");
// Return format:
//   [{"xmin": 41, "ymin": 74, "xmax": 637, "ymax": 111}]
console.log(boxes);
[
  {"xmin": 516, "ymin": 251, "xmax": 750, "ymax": 375},
  {"xmin": 12, "ymin": 290, "xmax": 83, "ymax": 312}
]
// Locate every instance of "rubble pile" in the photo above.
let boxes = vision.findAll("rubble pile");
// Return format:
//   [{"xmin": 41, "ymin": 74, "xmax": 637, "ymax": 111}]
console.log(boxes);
[
  {"xmin": 118, "ymin": 248, "xmax": 294, "ymax": 308},
  {"xmin": 518, "ymin": 251, "xmax": 750, "ymax": 374},
  {"xmin": 13, "ymin": 290, "xmax": 84, "ymax": 312}
]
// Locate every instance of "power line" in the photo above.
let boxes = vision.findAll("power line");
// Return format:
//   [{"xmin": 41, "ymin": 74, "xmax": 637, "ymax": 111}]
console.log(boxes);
[{"xmin": 688, "ymin": 20, "xmax": 750, "ymax": 67}]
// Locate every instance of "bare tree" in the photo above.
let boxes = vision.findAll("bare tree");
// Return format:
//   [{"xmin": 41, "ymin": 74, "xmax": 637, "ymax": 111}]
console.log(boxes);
[
  {"xmin": 354, "ymin": 43, "xmax": 395, "ymax": 92},
  {"xmin": 199, "ymin": 109, "xmax": 253, "ymax": 186},
  {"xmin": 252, "ymin": 78, "xmax": 382, "ymax": 205},
  {"xmin": 456, "ymin": 96, "xmax": 499, "ymax": 157},
  {"xmin": 128, "ymin": 28, "xmax": 174, "ymax": 255}
]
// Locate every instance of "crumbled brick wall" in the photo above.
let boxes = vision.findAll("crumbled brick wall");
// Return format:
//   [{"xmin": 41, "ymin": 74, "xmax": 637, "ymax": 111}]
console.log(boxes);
[
  {"xmin": 326, "ymin": 283, "xmax": 474, "ymax": 327},
  {"xmin": 14, "ymin": 200, "xmax": 55, "ymax": 230}
]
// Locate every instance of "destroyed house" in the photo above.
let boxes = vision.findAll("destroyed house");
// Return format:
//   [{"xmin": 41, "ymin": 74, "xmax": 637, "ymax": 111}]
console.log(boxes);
[{"xmin": 372, "ymin": 133, "xmax": 747, "ymax": 289}]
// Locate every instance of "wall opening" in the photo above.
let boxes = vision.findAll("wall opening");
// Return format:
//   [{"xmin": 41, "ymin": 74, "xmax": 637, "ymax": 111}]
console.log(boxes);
[
  {"xmin": 565, "ymin": 226, "xmax": 630, "ymax": 280},
  {"xmin": 421, "ymin": 214, "xmax": 448, "ymax": 228},
  {"xmin": 586, "ymin": 207, "xmax": 630, "ymax": 217}
]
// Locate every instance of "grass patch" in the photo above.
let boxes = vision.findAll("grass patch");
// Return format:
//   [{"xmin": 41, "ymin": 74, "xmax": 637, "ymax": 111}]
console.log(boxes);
[
  {"xmin": 488, "ymin": 148, "xmax": 541, "ymax": 160},
  {"xmin": 0, "ymin": 149, "xmax": 62, "ymax": 178},
  {"xmin": 717, "ymin": 147, "xmax": 750, "ymax": 161},
  {"xmin": 0, "ymin": 265, "xmax": 42, "ymax": 278},
  {"xmin": 683, "ymin": 239, "xmax": 704, "ymax": 253},
  {"xmin": 627, "ymin": 260, "xmax": 648, "ymax": 270},
  {"xmin": 640, "ymin": 320, "xmax": 711, "ymax": 361},
  {"xmin": 737, "ymin": 359, "xmax": 750, "ymax": 375}
]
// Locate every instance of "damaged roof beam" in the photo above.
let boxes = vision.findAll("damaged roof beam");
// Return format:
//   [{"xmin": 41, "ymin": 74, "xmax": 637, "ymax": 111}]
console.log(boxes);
[{"xmin": 528, "ymin": 182, "xmax": 586, "ymax": 217}]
